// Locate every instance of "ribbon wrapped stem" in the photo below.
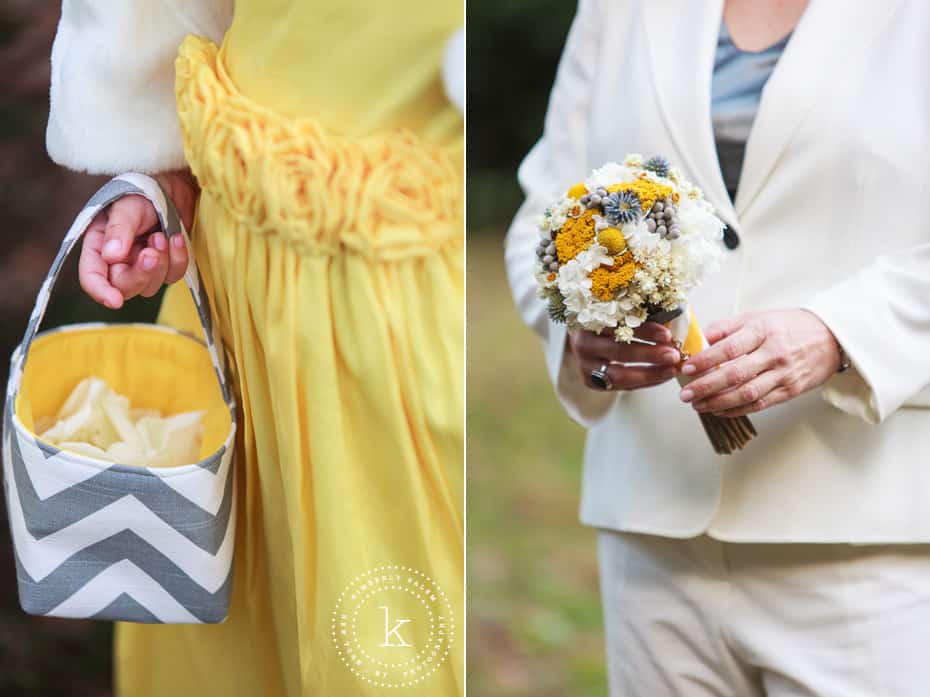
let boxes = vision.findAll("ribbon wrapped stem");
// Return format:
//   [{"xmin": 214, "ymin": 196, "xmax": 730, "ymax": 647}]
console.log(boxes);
[{"xmin": 666, "ymin": 305, "xmax": 757, "ymax": 455}]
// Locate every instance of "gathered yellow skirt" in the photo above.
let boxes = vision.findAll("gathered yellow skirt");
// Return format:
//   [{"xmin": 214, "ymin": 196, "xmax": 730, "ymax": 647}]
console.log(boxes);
[{"xmin": 114, "ymin": 37, "xmax": 464, "ymax": 697}]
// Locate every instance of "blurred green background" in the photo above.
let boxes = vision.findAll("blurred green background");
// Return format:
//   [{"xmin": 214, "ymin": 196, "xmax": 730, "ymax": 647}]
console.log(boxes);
[
  {"xmin": 0, "ymin": 3, "xmax": 159, "ymax": 694},
  {"xmin": 467, "ymin": 3, "xmax": 608, "ymax": 696}
]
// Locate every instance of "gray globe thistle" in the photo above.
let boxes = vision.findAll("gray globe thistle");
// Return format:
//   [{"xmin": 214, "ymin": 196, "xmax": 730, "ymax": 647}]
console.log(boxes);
[
  {"xmin": 547, "ymin": 295, "xmax": 568, "ymax": 323},
  {"xmin": 603, "ymin": 190, "xmax": 642, "ymax": 226},
  {"xmin": 643, "ymin": 156, "xmax": 671, "ymax": 178}
]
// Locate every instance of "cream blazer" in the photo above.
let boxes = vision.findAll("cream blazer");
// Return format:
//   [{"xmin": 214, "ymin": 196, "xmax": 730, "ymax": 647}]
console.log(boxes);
[{"xmin": 505, "ymin": 0, "xmax": 930, "ymax": 543}]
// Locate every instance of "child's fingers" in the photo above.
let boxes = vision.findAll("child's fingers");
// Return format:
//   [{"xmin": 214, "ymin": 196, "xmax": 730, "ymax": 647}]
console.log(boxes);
[
  {"xmin": 79, "ymin": 227, "xmax": 125, "ymax": 309},
  {"xmin": 165, "ymin": 233, "xmax": 189, "ymax": 284},
  {"xmin": 102, "ymin": 195, "xmax": 157, "ymax": 264},
  {"xmin": 109, "ymin": 248, "xmax": 167, "ymax": 300},
  {"xmin": 140, "ymin": 248, "xmax": 170, "ymax": 297}
]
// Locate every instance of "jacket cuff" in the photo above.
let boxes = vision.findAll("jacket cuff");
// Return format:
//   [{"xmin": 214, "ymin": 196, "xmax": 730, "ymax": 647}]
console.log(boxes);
[
  {"xmin": 544, "ymin": 322, "xmax": 618, "ymax": 428},
  {"xmin": 801, "ymin": 299, "xmax": 882, "ymax": 425}
]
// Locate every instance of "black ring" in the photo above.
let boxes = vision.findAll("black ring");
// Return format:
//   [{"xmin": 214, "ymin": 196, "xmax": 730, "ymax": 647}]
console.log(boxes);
[{"xmin": 590, "ymin": 364, "xmax": 613, "ymax": 391}]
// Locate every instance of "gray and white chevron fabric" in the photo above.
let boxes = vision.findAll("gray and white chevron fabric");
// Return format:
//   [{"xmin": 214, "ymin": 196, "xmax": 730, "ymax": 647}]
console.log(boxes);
[{"xmin": 2, "ymin": 174, "xmax": 237, "ymax": 624}]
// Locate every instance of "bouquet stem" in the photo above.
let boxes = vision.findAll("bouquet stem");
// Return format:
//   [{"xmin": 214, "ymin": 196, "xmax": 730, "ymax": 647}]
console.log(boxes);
[
  {"xmin": 697, "ymin": 412, "xmax": 756, "ymax": 455},
  {"xmin": 666, "ymin": 305, "xmax": 758, "ymax": 455}
]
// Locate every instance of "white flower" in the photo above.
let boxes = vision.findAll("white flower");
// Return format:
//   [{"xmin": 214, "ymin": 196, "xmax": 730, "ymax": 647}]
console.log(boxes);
[
  {"xmin": 617, "ymin": 295, "xmax": 636, "ymax": 312},
  {"xmin": 624, "ymin": 219, "xmax": 671, "ymax": 260},
  {"xmin": 614, "ymin": 325, "xmax": 635, "ymax": 343},
  {"xmin": 585, "ymin": 162, "xmax": 635, "ymax": 191},
  {"xmin": 542, "ymin": 196, "xmax": 582, "ymax": 233},
  {"xmin": 623, "ymin": 153, "xmax": 644, "ymax": 167},
  {"xmin": 535, "ymin": 266, "xmax": 557, "ymax": 290},
  {"xmin": 576, "ymin": 243, "xmax": 613, "ymax": 272},
  {"xmin": 635, "ymin": 269, "xmax": 657, "ymax": 295},
  {"xmin": 577, "ymin": 299, "xmax": 620, "ymax": 333},
  {"xmin": 669, "ymin": 199, "xmax": 725, "ymax": 291},
  {"xmin": 556, "ymin": 259, "xmax": 592, "ymax": 312}
]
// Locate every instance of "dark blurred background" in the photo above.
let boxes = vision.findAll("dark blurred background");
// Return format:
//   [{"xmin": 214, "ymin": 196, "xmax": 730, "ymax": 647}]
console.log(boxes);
[
  {"xmin": 0, "ymin": 3, "xmax": 158, "ymax": 695},
  {"xmin": 467, "ymin": 3, "xmax": 608, "ymax": 697}
]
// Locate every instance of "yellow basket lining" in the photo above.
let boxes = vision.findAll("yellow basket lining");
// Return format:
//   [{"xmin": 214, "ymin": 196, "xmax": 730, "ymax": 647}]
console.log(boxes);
[{"xmin": 15, "ymin": 325, "xmax": 232, "ymax": 463}]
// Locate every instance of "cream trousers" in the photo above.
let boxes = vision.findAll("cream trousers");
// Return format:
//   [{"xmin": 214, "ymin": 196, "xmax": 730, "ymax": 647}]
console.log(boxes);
[{"xmin": 597, "ymin": 530, "xmax": 930, "ymax": 696}]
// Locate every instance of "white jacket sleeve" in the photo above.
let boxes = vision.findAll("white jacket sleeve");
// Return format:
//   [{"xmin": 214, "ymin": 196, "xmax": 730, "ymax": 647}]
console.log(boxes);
[
  {"xmin": 47, "ymin": 0, "xmax": 233, "ymax": 175},
  {"xmin": 503, "ymin": 0, "xmax": 619, "ymax": 428},
  {"xmin": 801, "ymin": 242, "xmax": 930, "ymax": 424}
]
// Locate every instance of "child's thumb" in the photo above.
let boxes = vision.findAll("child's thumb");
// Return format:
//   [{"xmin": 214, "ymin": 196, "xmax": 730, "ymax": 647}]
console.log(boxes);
[{"xmin": 101, "ymin": 195, "xmax": 157, "ymax": 263}]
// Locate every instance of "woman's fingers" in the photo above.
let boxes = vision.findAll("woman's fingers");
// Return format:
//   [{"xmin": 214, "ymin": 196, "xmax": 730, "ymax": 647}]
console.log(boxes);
[
  {"xmin": 79, "ymin": 224, "xmax": 125, "ymax": 309},
  {"xmin": 572, "ymin": 328, "xmax": 680, "ymax": 366},
  {"xmin": 681, "ymin": 324, "xmax": 766, "ymax": 376},
  {"xmin": 711, "ymin": 384, "xmax": 796, "ymax": 417},
  {"xmin": 703, "ymin": 314, "xmax": 750, "ymax": 345},
  {"xmin": 579, "ymin": 358, "xmax": 678, "ymax": 391},
  {"xmin": 165, "ymin": 233, "xmax": 189, "ymax": 284},
  {"xmin": 679, "ymin": 346, "xmax": 772, "ymax": 403},
  {"xmin": 101, "ymin": 195, "xmax": 157, "ymax": 264},
  {"xmin": 632, "ymin": 321, "xmax": 673, "ymax": 344},
  {"xmin": 690, "ymin": 368, "xmax": 782, "ymax": 413}
]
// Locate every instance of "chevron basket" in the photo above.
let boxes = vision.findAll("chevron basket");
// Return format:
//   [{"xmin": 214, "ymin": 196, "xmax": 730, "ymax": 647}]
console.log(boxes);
[{"xmin": 2, "ymin": 174, "xmax": 237, "ymax": 624}]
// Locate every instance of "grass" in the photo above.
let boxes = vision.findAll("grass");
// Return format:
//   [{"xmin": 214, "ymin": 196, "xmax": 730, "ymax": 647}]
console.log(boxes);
[{"xmin": 467, "ymin": 232, "xmax": 606, "ymax": 696}]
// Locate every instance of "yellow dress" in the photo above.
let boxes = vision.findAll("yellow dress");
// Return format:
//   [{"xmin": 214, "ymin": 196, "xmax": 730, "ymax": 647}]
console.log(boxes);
[{"xmin": 114, "ymin": 2, "xmax": 463, "ymax": 695}]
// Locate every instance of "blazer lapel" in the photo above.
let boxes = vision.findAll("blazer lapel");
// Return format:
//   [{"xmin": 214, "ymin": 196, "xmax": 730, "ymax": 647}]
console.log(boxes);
[
  {"xmin": 735, "ymin": 0, "xmax": 904, "ymax": 216},
  {"xmin": 640, "ymin": 0, "xmax": 735, "ymax": 228}
]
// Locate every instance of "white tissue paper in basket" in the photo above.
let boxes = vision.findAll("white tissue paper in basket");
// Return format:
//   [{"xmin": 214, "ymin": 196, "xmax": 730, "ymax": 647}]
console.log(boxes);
[{"xmin": 35, "ymin": 377, "xmax": 205, "ymax": 467}]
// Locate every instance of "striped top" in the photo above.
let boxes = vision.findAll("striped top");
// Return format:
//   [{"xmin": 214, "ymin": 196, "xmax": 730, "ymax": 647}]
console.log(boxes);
[{"xmin": 711, "ymin": 20, "xmax": 791, "ymax": 201}]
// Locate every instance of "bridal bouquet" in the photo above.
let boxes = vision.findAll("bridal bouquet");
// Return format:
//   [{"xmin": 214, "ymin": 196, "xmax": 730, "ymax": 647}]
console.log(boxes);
[{"xmin": 534, "ymin": 154, "xmax": 756, "ymax": 453}]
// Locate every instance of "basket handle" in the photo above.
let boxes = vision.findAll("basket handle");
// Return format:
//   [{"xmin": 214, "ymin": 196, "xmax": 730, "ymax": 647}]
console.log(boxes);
[{"xmin": 8, "ymin": 173, "xmax": 233, "ymax": 408}]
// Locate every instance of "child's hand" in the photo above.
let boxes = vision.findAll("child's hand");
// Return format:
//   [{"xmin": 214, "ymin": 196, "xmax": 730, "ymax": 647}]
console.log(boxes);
[{"xmin": 78, "ymin": 171, "xmax": 198, "ymax": 309}]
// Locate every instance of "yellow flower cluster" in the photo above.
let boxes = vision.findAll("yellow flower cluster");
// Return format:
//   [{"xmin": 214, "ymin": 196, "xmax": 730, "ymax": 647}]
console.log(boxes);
[
  {"xmin": 554, "ymin": 209, "xmax": 597, "ymax": 263},
  {"xmin": 608, "ymin": 179, "xmax": 673, "ymax": 214},
  {"xmin": 590, "ymin": 252, "xmax": 638, "ymax": 301}
]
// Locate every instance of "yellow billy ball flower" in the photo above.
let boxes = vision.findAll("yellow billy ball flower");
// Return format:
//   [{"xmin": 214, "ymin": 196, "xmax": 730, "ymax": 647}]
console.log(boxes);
[
  {"xmin": 597, "ymin": 227, "xmax": 627, "ymax": 255},
  {"xmin": 566, "ymin": 182, "xmax": 588, "ymax": 200}
]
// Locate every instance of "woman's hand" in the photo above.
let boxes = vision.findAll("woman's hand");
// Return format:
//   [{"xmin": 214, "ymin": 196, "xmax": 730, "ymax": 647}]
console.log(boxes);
[
  {"xmin": 570, "ymin": 322, "xmax": 682, "ymax": 391},
  {"xmin": 678, "ymin": 309, "xmax": 842, "ymax": 417},
  {"xmin": 78, "ymin": 170, "xmax": 198, "ymax": 309}
]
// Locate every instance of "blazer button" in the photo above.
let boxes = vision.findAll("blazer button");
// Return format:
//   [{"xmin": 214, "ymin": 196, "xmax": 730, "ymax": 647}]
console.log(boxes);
[{"xmin": 722, "ymin": 225, "xmax": 740, "ymax": 250}]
